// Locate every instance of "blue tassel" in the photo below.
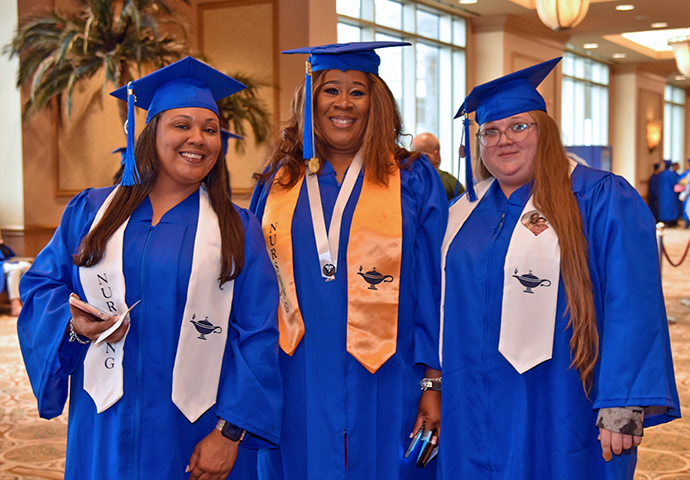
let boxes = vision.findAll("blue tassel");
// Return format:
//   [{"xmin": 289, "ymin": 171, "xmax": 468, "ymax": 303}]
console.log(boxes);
[
  {"xmin": 464, "ymin": 116, "xmax": 476, "ymax": 201},
  {"xmin": 121, "ymin": 82, "xmax": 140, "ymax": 186},
  {"xmin": 303, "ymin": 60, "xmax": 314, "ymax": 160}
]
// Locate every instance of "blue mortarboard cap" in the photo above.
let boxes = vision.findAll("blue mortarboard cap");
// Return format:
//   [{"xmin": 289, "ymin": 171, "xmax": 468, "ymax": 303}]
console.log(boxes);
[
  {"xmin": 220, "ymin": 129, "xmax": 243, "ymax": 156},
  {"xmin": 283, "ymin": 41, "xmax": 410, "ymax": 75},
  {"xmin": 282, "ymin": 42, "xmax": 410, "ymax": 167},
  {"xmin": 110, "ymin": 56, "xmax": 246, "ymax": 186},
  {"xmin": 454, "ymin": 57, "xmax": 562, "ymax": 201},
  {"xmin": 111, "ymin": 147, "xmax": 127, "ymax": 165}
]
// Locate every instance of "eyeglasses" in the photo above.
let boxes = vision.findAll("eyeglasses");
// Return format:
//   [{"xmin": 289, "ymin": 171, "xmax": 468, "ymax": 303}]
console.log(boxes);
[{"xmin": 475, "ymin": 122, "xmax": 536, "ymax": 148}]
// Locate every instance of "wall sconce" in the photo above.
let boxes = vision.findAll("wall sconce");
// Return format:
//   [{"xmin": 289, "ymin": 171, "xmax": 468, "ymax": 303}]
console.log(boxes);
[
  {"xmin": 668, "ymin": 34, "xmax": 690, "ymax": 77},
  {"xmin": 534, "ymin": 0, "xmax": 591, "ymax": 31},
  {"xmin": 647, "ymin": 120, "xmax": 662, "ymax": 152}
]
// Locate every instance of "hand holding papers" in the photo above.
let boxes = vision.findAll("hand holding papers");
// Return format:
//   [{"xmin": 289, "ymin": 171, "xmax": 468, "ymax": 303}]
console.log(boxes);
[{"xmin": 94, "ymin": 300, "xmax": 141, "ymax": 345}]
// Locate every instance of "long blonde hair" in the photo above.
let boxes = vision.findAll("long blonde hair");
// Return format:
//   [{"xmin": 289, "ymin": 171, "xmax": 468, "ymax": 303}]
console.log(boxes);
[{"xmin": 476, "ymin": 110, "xmax": 598, "ymax": 393}]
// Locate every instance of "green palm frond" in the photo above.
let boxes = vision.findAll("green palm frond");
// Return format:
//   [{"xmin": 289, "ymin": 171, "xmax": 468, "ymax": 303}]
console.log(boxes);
[
  {"xmin": 3, "ymin": 0, "xmax": 190, "ymax": 123},
  {"xmin": 217, "ymin": 72, "xmax": 273, "ymax": 153},
  {"xmin": 3, "ymin": 0, "xmax": 271, "ymax": 151}
]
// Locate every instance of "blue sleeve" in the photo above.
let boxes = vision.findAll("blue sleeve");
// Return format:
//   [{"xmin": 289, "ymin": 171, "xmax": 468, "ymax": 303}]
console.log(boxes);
[
  {"xmin": 578, "ymin": 171, "xmax": 680, "ymax": 426},
  {"xmin": 405, "ymin": 157, "xmax": 448, "ymax": 371},
  {"xmin": 215, "ymin": 208, "xmax": 282, "ymax": 448},
  {"xmin": 249, "ymin": 176, "xmax": 273, "ymax": 222},
  {"xmin": 16, "ymin": 188, "xmax": 111, "ymax": 419}
]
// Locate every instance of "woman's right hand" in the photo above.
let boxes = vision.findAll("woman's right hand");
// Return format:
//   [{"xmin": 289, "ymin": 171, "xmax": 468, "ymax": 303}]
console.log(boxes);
[{"xmin": 68, "ymin": 302, "xmax": 127, "ymax": 343}]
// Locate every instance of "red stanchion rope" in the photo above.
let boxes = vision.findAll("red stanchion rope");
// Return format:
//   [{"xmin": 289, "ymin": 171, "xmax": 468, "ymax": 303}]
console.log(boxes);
[{"xmin": 661, "ymin": 236, "xmax": 690, "ymax": 267}]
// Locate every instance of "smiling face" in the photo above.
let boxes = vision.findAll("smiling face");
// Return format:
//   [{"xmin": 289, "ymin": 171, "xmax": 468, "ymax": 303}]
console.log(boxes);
[
  {"xmin": 314, "ymin": 69, "xmax": 371, "ymax": 164},
  {"xmin": 154, "ymin": 107, "xmax": 221, "ymax": 193},
  {"xmin": 478, "ymin": 112, "xmax": 538, "ymax": 198}
]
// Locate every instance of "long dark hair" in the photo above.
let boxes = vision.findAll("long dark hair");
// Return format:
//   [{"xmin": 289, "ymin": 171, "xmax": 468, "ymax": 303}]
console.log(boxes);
[
  {"xmin": 74, "ymin": 113, "xmax": 245, "ymax": 286},
  {"xmin": 255, "ymin": 69, "xmax": 420, "ymax": 188}
]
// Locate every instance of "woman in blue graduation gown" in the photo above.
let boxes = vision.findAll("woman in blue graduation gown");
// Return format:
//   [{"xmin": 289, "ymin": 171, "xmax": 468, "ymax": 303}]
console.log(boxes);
[
  {"xmin": 439, "ymin": 58, "xmax": 680, "ymax": 479},
  {"xmin": 17, "ymin": 57, "xmax": 282, "ymax": 480},
  {"xmin": 250, "ymin": 42, "xmax": 448, "ymax": 479}
]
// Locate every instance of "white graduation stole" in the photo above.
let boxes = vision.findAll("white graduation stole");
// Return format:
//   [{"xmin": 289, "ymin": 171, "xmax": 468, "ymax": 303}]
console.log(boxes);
[
  {"xmin": 499, "ymin": 195, "xmax": 560, "ymax": 373},
  {"xmin": 80, "ymin": 186, "xmax": 234, "ymax": 422},
  {"xmin": 81, "ymin": 190, "xmax": 130, "ymax": 413},
  {"xmin": 440, "ymin": 176, "xmax": 563, "ymax": 373}
]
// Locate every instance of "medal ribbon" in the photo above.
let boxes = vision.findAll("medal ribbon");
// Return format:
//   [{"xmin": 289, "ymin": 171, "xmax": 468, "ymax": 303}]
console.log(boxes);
[{"xmin": 305, "ymin": 151, "xmax": 363, "ymax": 280}]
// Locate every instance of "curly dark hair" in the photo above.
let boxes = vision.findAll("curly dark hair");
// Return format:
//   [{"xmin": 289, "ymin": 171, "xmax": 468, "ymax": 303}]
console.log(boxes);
[{"xmin": 255, "ymin": 69, "xmax": 420, "ymax": 188}]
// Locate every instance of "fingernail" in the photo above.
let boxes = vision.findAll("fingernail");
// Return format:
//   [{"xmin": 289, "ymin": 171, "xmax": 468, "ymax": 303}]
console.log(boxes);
[{"xmin": 185, "ymin": 465, "xmax": 190, "ymax": 473}]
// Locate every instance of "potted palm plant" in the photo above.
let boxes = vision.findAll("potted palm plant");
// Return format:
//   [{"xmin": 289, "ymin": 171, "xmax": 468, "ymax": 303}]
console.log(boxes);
[{"xmin": 4, "ymin": 0, "xmax": 272, "ymax": 153}]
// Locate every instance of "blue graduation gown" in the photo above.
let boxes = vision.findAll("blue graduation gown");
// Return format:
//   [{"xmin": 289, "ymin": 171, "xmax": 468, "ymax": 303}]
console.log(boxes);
[
  {"xmin": 657, "ymin": 169, "xmax": 680, "ymax": 223},
  {"xmin": 250, "ymin": 158, "xmax": 448, "ymax": 480},
  {"xmin": 648, "ymin": 173, "xmax": 659, "ymax": 220},
  {"xmin": 17, "ymin": 186, "xmax": 282, "ymax": 480},
  {"xmin": 439, "ymin": 165, "xmax": 680, "ymax": 480}
]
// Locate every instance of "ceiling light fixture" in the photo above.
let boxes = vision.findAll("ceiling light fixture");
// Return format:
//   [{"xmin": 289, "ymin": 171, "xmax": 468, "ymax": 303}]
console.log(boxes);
[
  {"xmin": 583, "ymin": 43, "xmax": 599, "ymax": 49},
  {"xmin": 459, "ymin": 0, "xmax": 477, "ymax": 4},
  {"xmin": 612, "ymin": 53, "xmax": 627, "ymax": 59},
  {"xmin": 651, "ymin": 22, "xmax": 668, "ymax": 28},
  {"xmin": 668, "ymin": 34, "xmax": 690, "ymax": 77},
  {"xmin": 615, "ymin": 4, "xmax": 634, "ymax": 11},
  {"xmin": 535, "ymin": 0, "xmax": 590, "ymax": 31}
]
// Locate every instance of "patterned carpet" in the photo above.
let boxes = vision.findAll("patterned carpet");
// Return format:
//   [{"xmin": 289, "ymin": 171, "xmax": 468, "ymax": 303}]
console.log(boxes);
[{"xmin": 1, "ymin": 226, "xmax": 690, "ymax": 479}]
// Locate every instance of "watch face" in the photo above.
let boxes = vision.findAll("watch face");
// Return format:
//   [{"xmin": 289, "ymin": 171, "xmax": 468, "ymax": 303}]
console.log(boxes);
[{"xmin": 221, "ymin": 421, "xmax": 246, "ymax": 442}]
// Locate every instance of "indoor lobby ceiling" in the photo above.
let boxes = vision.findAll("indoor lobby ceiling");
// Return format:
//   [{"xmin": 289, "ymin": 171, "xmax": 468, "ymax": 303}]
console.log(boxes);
[{"xmin": 439, "ymin": 0, "xmax": 690, "ymax": 86}]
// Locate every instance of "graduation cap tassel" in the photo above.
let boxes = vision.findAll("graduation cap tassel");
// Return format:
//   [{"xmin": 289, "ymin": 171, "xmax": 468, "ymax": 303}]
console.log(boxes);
[
  {"xmin": 121, "ymin": 82, "xmax": 140, "ymax": 186},
  {"xmin": 463, "ymin": 116, "xmax": 476, "ymax": 201},
  {"xmin": 303, "ymin": 60, "xmax": 320, "ymax": 173}
]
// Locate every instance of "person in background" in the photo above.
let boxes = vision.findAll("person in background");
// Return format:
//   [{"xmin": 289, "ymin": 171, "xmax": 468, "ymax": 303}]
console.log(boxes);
[
  {"xmin": 648, "ymin": 163, "xmax": 661, "ymax": 221},
  {"xmin": 658, "ymin": 160, "xmax": 681, "ymax": 227},
  {"xmin": 439, "ymin": 57, "xmax": 680, "ymax": 480},
  {"xmin": 17, "ymin": 57, "xmax": 282, "ymax": 480},
  {"xmin": 251, "ymin": 41, "xmax": 447, "ymax": 480},
  {"xmin": 0, "ymin": 231, "xmax": 31, "ymax": 316},
  {"xmin": 678, "ymin": 158, "xmax": 690, "ymax": 229},
  {"xmin": 411, "ymin": 132, "xmax": 464, "ymax": 201}
]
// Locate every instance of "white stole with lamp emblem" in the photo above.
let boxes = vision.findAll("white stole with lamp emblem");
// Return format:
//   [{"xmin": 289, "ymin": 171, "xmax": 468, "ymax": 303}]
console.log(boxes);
[
  {"xmin": 440, "ymin": 169, "xmax": 567, "ymax": 374},
  {"xmin": 80, "ymin": 185, "xmax": 233, "ymax": 422}
]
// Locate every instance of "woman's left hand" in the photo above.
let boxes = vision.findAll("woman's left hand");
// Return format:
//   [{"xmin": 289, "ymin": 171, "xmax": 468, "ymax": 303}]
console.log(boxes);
[
  {"xmin": 186, "ymin": 429, "xmax": 239, "ymax": 479},
  {"xmin": 412, "ymin": 368, "xmax": 442, "ymax": 443},
  {"xmin": 598, "ymin": 428, "xmax": 643, "ymax": 461}
]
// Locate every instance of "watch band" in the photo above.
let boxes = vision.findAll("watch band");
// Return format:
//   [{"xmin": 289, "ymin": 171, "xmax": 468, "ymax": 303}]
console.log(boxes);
[
  {"xmin": 420, "ymin": 376, "xmax": 442, "ymax": 392},
  {"xmin": 216, "ymin": 419, "xmax": 246, "ymax": 442}
]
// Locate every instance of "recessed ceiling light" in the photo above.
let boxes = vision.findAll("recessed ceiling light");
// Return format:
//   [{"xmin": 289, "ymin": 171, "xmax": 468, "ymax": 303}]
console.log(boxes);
[
  {"xmin": 612, "ymin": 53, "xmax": 627, "ymax": 58},
  {"xmin": 583, "ymin": 43, "xmax": 599, "ymax": 49},
  {"xmin": 622, "ymin": 28, "xmax": 690, "ymax": 52},
  {"xmin": 676, "ymin": 75, "xmax": 688, "ymax": 81},
  {"xmin": 651, "ymin": 22, "xmax": 668, "ymax": 28},
  {"xmin": 459, "ymin": 0, "xmax": 477, "ymax": 3},
  {"xmin": 616, "ymin": 4, "xmax": 635, "ymax": 11}
]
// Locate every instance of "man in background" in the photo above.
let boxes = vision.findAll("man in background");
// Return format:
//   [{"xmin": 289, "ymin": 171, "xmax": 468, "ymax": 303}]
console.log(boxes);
[{"xmin": 411, "ymin": 133, "xmax": 464, "ymax": 201}]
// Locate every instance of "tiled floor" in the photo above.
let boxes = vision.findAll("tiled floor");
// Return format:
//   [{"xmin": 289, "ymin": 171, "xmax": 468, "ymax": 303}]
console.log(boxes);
[{"xmin": 1, "ymin": 225, "xmax": 690, "ymax": 479}]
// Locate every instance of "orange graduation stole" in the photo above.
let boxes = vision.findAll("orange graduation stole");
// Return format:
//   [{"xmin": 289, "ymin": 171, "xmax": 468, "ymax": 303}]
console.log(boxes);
[{"xmin": 262, "ymin": 165, "xmax": 402, "ymax": 373}]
